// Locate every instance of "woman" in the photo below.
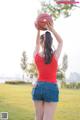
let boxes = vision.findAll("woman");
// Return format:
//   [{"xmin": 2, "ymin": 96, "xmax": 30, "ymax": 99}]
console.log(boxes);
[{"xmin": 32, "ymin": 23, "xmax": 63, "ymax": 120}]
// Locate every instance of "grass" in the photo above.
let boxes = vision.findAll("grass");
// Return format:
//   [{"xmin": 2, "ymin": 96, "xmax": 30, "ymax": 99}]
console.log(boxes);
[{"xmin": 0, "ymin": 84, "xmax": 80, "ymax": 120}]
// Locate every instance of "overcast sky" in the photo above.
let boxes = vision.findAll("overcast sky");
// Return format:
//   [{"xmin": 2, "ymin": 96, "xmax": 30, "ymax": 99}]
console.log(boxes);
[{"xmin": 0, "ymin": 0, "xmax": 80, "ymax": 77}]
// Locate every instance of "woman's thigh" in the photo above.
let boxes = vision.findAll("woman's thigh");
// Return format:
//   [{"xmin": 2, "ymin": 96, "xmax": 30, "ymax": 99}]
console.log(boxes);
[
  {"xmin": 43, "ymin": 102, "xmax": 58, "ymax": 120},
  {"xmin": 33, "ymin": 101, "xmax": 44, "ymax": 119}
]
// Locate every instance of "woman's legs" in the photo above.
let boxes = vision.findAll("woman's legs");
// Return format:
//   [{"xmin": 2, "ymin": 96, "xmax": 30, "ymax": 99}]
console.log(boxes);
[
  {"xmin": 43, "ymin": 102, "xmax": 58, "ymax": 120},
  {"xmin": 33, "ymin": 101, "xmax": 58, "ymax": 120},
  {"xmin": 33, "ymin": 100, "xmax": 44, "ymax": 120}
]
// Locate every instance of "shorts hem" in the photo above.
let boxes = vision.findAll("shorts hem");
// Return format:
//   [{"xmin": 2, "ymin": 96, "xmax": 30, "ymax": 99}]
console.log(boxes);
[{"xmin": 32, "ymin": 99, "xmax": 59, "ymax": 102}]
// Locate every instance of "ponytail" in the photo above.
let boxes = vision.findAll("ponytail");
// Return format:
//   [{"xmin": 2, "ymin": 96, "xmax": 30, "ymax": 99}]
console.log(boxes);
[{"xmin": 44, "ymin": 31, "xmax": 53, "ymax": 64}]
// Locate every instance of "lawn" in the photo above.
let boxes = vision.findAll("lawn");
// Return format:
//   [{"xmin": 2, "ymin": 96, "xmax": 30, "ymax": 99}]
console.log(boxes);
[{"xmin": 0, "ymin": 84, "xmax": 80, "ymax": 120}]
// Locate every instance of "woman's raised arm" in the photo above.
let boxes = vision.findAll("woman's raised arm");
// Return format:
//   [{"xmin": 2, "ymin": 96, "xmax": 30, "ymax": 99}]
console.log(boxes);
[
  {"xmin": 33, "ymin": 29, "xmax": 40, "ymax": 56},
  {"xmin": 47, "ymin": 23, "xmax": 63, "ymax": 60}
]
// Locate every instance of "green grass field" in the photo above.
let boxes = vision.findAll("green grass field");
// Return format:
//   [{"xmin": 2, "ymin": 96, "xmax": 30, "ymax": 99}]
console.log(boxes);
[{"xmin": 0, "ymin": 84, "xmax": 80, "ymax": 120}]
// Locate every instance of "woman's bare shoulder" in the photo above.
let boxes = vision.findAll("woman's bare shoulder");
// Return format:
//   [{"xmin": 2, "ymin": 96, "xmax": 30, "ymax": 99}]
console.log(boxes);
[{"xmin": 39, "ymin": 52, "xmax": 45, "ymax": 57}]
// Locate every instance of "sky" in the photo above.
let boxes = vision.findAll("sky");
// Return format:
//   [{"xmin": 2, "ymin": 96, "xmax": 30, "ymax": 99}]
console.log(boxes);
[{"xmin": 0, "ymin": 0, "xmax": 80, "ymax": 78}]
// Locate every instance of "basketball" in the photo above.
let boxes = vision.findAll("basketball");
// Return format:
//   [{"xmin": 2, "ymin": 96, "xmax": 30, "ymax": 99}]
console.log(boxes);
[{"xmin": 35, "ymin": 13, "xmax": 53, "ymax": 30}]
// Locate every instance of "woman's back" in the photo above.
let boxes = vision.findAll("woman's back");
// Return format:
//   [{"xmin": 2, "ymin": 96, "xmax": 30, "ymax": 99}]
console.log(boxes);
[{"xmin": 34, "ymin": 52, "xmax": 58, "ymax": 83}]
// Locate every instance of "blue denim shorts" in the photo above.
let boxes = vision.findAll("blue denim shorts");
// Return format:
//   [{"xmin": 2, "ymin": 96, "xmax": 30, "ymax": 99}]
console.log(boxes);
[{"xmin": 32, "ymin": 81, "xmax": 59, "ymax": 102}]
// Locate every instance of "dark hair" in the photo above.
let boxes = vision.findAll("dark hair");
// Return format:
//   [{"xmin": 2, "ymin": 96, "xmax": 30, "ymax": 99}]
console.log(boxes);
[{"xmin": 44, "ymin": 31, "xmax": 53, "ymax": 64}]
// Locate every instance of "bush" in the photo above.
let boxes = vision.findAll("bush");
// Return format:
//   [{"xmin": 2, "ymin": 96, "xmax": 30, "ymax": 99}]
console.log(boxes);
[
  {"xmin": 5, "ymin": 80, "xmax": 31, "ymax": 85},
  {"xmin": 61, "ymin": 82, "xmax": 80, "ymax": 89},
  {"xmin": 76, "ymin": 83, "xmax": 80, "ymax": 89}
]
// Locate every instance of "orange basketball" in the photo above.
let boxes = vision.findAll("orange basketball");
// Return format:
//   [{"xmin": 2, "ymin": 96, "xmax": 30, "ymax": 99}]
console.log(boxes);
[{"xmin": 35, "ymin": 13, "xmax": 53, "ymax": 30}]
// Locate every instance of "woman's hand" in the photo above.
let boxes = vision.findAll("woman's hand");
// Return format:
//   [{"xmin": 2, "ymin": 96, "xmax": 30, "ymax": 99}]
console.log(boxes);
[{"xmin": 46, "ymin": 22, "xmax": 54, "ymax": 32}]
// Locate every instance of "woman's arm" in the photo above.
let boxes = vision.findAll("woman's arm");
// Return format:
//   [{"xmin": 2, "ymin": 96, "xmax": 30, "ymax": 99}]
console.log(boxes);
[
  {"xmin": 51, "ymin": 28, "xmax": 63, "ymax": 60},
  {"xmin": 47, "ymin": 23, "xmax": 63, "ymax": 60},
  {"xmin": 33, "ymin": 30, "xmax": 40, "ymax": 56}
]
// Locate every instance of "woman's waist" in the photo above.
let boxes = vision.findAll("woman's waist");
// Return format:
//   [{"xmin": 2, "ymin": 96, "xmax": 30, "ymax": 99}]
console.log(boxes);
[
  {"xmin": 37, "ymin": 78, "xmax": 57, "ymax": 84},
  {"xmin": 36, "ymin": 80, "xmax": 58, "ymax": 89}
]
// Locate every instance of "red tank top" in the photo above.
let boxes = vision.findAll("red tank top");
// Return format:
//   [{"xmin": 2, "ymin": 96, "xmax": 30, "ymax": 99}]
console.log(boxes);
[{"xmin": 34, "ymin": 53, "xmax": 58, "ymax": 83}]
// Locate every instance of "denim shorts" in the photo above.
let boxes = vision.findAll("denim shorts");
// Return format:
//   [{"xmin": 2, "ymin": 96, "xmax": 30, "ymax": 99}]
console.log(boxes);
[{"xmin": 32, "ymin": 81, "xmax": 59, "ymax": 102}]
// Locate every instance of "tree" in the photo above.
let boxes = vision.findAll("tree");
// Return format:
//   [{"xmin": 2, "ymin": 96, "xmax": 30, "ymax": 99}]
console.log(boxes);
[
  {"xmin": 56, "ymin": 54, "xmax": 68, "ymax": 82},
  {"xmin": 62, "ymin": 54, "xmax": 68, "ymax": 72},
  {"xmin": 40, "ymin": 0, "xmax": 80, "ymax": 19},
  {"xmin": 59, "ymin": 54, "xmax": 68, "ymax": 87},
  {"xmin": 27, "ymin": 63, "xmax": 38, "ymax": 78},
  {"xmin": 57, "ymin": 67, "xmax": 65, "ymax": 80},
  {"xmin": 20, "ymin": 51, "xmax": 27, "ymax": 80}
]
